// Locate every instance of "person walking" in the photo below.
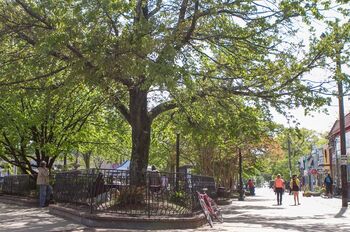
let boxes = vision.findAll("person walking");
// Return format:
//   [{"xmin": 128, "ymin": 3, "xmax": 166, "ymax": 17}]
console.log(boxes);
[
  {"xmin": 149, "ymin": 165, "xmax": 161, "ymax": 193},
  {"xmin": 324, "ymin": 173, "xmax": 333, "ymax": 198},
  {"xmin": 290, "ymin": 175, "xmax": 300, "ymax": 205},
  {"xmin": 247, "ymin": 179, "xmax": 255, "ymax": 196},
  {"xmin": 274, "ymin": 174, "xmax": 285, "ymax": 205},
  {"xmin": 37, "ymin": 161, "xmax": 51, "ymax": 207}
]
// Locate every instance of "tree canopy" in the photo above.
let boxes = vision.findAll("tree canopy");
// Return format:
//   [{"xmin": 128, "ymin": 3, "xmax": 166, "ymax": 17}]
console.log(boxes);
[{"xmin": 0, "ymin": 0, "xmax": 346, "ymax": 183}]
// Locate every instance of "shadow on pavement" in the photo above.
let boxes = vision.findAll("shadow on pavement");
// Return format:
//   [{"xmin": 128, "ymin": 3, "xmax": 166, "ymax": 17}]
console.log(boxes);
[{"xmin": 0, "ymin": 203, "xmax": 85, "ymax": 232}]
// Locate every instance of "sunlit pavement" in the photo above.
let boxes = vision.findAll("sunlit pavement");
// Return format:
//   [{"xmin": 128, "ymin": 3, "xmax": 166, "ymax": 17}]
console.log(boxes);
[{"xmin": 1, "ymin": 188, "xmax": 350, "ymax": 232}]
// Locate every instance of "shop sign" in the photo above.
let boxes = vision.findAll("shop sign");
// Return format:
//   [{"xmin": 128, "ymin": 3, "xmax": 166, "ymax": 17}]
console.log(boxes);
[{"xmin": 340, "ymin": 156, "xmax": 348, "ymax": 165}]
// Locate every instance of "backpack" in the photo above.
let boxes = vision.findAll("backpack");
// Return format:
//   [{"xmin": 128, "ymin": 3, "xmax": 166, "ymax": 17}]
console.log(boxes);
[{"xmin": 325, "ymin": 176, "xmax": 331, "ymax": 184}]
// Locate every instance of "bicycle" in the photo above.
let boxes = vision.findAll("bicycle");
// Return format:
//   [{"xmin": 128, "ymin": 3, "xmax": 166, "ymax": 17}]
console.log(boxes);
[{"xmin": 196, "ymin": 190, "xmax": 223, "ymax": 227}]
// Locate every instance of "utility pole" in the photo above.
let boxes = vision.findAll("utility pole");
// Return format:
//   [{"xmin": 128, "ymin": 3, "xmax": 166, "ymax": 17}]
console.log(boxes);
[
  {"xmin": 287, "ymin": 135, "xmax": 292, "ymax": 178},
  {"xmin": 335, "ymin": 30, "xmax": 348, "ymax": 207}
]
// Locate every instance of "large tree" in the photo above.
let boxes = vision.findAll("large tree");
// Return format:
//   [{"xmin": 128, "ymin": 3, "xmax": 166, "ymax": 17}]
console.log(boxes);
[{"xmin": 0, "ymin": 0, "xmax": 334, "ymax": 184}]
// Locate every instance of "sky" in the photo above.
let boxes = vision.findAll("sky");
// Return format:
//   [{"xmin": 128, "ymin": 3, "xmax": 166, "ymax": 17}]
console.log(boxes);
[
  {"xmin": 272, "ymin": 68, "xmax": 350, "ymax": 134},
  {"xmin": 271, "ymin": 5, "xmax": 350, "ymax": 134},
  {"xmin": 272, "ymin": 65, "xmax": 350, "ymax": 134},
  {"xmin": 272, "ymin": 101, "xmax": 348, "ymax": 134}
]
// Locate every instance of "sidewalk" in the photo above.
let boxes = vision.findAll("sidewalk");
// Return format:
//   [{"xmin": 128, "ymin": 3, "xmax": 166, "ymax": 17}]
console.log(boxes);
[
  {"xmin": 0, "ymin": 202, "xmax": 87, "ymax": 232},
  {"xmin": 206, "ymin": 188, "xmax": 350, "ymax": 232},
  {"xmin": 1, "ymin": 188, "xmax": 350, "ymax": 232}
]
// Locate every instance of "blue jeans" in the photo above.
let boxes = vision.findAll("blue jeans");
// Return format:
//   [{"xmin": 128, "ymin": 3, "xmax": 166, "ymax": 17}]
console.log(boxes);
[
  {"xmin": 39, "ymin": 185, "xmax": 52, "ymax": 207},
  {"xmin": 276, "ymin": 188, "xmax": 283, "ymax": 204}
]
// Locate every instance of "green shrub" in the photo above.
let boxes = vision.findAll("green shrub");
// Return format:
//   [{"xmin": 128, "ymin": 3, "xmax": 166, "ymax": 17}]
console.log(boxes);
[
  {"xmin": 303, "ymin": 191, "xmax": 311, "ymax": 197},
  {"xmin": 314, "ymin": 186, "xmax": 325, "ymax": 193},
  {"xmin": 169, "ymin": 190, "xmax": 188, "ymax": 207}
]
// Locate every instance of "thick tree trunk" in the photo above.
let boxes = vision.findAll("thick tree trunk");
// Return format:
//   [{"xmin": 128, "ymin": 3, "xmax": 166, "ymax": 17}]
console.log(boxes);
[{"xmin": 129, "ymin": 87, "xmax": 151, "ymax": 186}]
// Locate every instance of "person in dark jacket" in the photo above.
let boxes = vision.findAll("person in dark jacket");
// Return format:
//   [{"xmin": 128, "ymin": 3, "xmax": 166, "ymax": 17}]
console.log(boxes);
[{"xmin": 324, "ymin": 174, "xmax": 333, "ymax": 198}]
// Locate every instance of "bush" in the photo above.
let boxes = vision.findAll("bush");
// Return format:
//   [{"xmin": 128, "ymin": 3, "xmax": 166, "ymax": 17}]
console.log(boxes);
[
  {"xmin": 169, "ymin": 190, "xmax": 188, "ymax": 207},
  {"xmin": 314, "ymin": 186, "xmax": 325, "ymax": 194},
  {"xmin": 303, "ymin": 191, "xmax": 311, "ymax": 197}
]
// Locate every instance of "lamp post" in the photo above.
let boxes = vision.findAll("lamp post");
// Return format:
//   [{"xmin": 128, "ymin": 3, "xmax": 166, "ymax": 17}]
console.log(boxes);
[
  {"xmin": 176, "ymin": 132, "xmax": 180, "ymax": 191},
  {"xmin": 287, "ymin": 135, "xmax": 292, "ymax": 178},
  {"xmin": 238, "ymin": 148, "xmax": 244, "ymax": 201}
]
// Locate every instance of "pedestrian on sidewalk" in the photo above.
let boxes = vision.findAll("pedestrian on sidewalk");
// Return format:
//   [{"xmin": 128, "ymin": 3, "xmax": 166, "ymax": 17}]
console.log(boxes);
[
  {"xmin": 324, "ymin": 173, "xmax": 333, "ymax": 198},
  {"xmin": 290, "ymin": 175, "xmax": 300, "ymax": 205},
  {"xmin": 36, "ymin": 161, "xmax": 52, "ymax": 207},
  {"xmin": 247, "ymin": 179, "xmax": 255, "ymax": 196},
  {"xmin": 274, "ymin": 174, "xmax": 285, "ymax": 205}
]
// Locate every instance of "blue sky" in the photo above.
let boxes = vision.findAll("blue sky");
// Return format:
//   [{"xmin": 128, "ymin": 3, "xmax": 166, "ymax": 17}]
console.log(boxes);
[{"xmin": 272, "ymin": 66, "xmax": 350, "ymax": 134}]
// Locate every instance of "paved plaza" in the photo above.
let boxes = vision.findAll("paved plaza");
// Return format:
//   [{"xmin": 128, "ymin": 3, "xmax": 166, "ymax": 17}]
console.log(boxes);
[{"xmin": 1, "ymin": 188, "xmax": 350, "ymax": 232}]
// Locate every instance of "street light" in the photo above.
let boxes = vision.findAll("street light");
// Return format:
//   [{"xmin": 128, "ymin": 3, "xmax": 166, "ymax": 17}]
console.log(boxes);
[
  {"xmin": 176, "ymin": 131, "xmax": 180, "ymax": 191},
  {"xmin": 287, "ymin": 133, "xmax": 292, "ymax": 178},
  {"xmin": 238, "ymin": 148, "xmax": 244, "ymax": 201}
]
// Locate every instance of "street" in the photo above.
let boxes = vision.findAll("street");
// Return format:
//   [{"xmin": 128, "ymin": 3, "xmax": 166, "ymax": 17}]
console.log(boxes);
[{"xmin": 1, "ymin": 188, "xmax": 350, "ymax": 232}]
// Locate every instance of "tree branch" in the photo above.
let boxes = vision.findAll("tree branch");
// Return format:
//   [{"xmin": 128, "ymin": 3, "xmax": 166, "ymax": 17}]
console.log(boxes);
[
  {"xmin": 148, "ymin": 0, "xmax": 162, "ymax": 18},
  {"xmin": 114, "ymin": 93, "xmax": 131, "ymax": 123},
  {"xmin": 0, "ymin": 66, "xmax": 67, "ymax": 87},
  {"xmin": 15, "ymin": 0, "xmax": 54, "ymax": 29},
  {"xmin": 149, "ymin": 100, "xmax": 177, "ymax": 121}
]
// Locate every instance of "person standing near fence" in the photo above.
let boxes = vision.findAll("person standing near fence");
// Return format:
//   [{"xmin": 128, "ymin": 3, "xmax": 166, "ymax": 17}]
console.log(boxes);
[
  {"xmin": 37, "ymin": 161, "xmax": 51, "ymax": 207},
  {"xmin": 149, "ymin": 165, "xmax": 161, "ymax": 193},
  {"xmin": 274, "ymin": 174, "xmax": 285, "ymax": 205}
]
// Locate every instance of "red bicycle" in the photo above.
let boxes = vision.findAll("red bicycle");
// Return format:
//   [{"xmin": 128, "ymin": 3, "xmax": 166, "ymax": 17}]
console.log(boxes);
[{"xmin": 196, "ymin": 190, "xmax": 223, "ymax": 227}]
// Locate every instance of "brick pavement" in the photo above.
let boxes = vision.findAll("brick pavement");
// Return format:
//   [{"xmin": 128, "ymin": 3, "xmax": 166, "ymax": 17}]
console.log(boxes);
[{"xmin": 1, "ymin": 188, "xmax": 350, "ymax": 232}]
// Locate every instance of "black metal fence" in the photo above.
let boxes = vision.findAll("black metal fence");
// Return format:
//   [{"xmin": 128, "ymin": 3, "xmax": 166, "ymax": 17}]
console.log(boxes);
[
  {"xmin": 0, "ymin": 174, "xmax": 36, "ymax": 196},
  {"xmin": 0, "ymin": 170, "xmax": 217, "ymax": 217},
  {"xmin": 53, "ymin": 169, "xmax": 216, "ymax": 216}
]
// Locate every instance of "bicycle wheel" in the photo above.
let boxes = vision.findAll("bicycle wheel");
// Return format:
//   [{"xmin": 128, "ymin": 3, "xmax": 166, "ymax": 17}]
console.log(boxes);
[
  {"xmin": 199, "ymin": 198, "xmax": 213, "ymax": 227},
  {"xmin": 215, "ymin": 208, "xmax": 223, "ymax": 223},
  {"xmin": 211, "ymin": 202, "xmax": 223, "ymax": 223}
]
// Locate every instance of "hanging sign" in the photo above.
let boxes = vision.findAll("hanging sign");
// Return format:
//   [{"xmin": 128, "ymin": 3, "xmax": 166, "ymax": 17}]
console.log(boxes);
[{"xmin": 340, "ymin": 156, "xmax": 348, "ymax": 165}]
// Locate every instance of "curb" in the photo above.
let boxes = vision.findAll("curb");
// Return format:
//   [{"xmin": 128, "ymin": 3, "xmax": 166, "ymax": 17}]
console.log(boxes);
[{"xmin": 49, "ymin": 204, "xmax": 207, "ymax": 230}]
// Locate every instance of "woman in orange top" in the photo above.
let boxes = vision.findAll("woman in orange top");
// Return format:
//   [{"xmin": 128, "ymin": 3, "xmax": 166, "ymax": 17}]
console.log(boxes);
[{"xmin": 274, "ymin": 174, "xmax": 285, "ymax": 205}]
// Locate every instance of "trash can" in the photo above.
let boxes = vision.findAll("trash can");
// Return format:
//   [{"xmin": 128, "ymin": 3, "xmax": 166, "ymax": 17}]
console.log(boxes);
[{"xmin": 217, "ymin": 187, "xmax": 226, "ymax": 198}]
